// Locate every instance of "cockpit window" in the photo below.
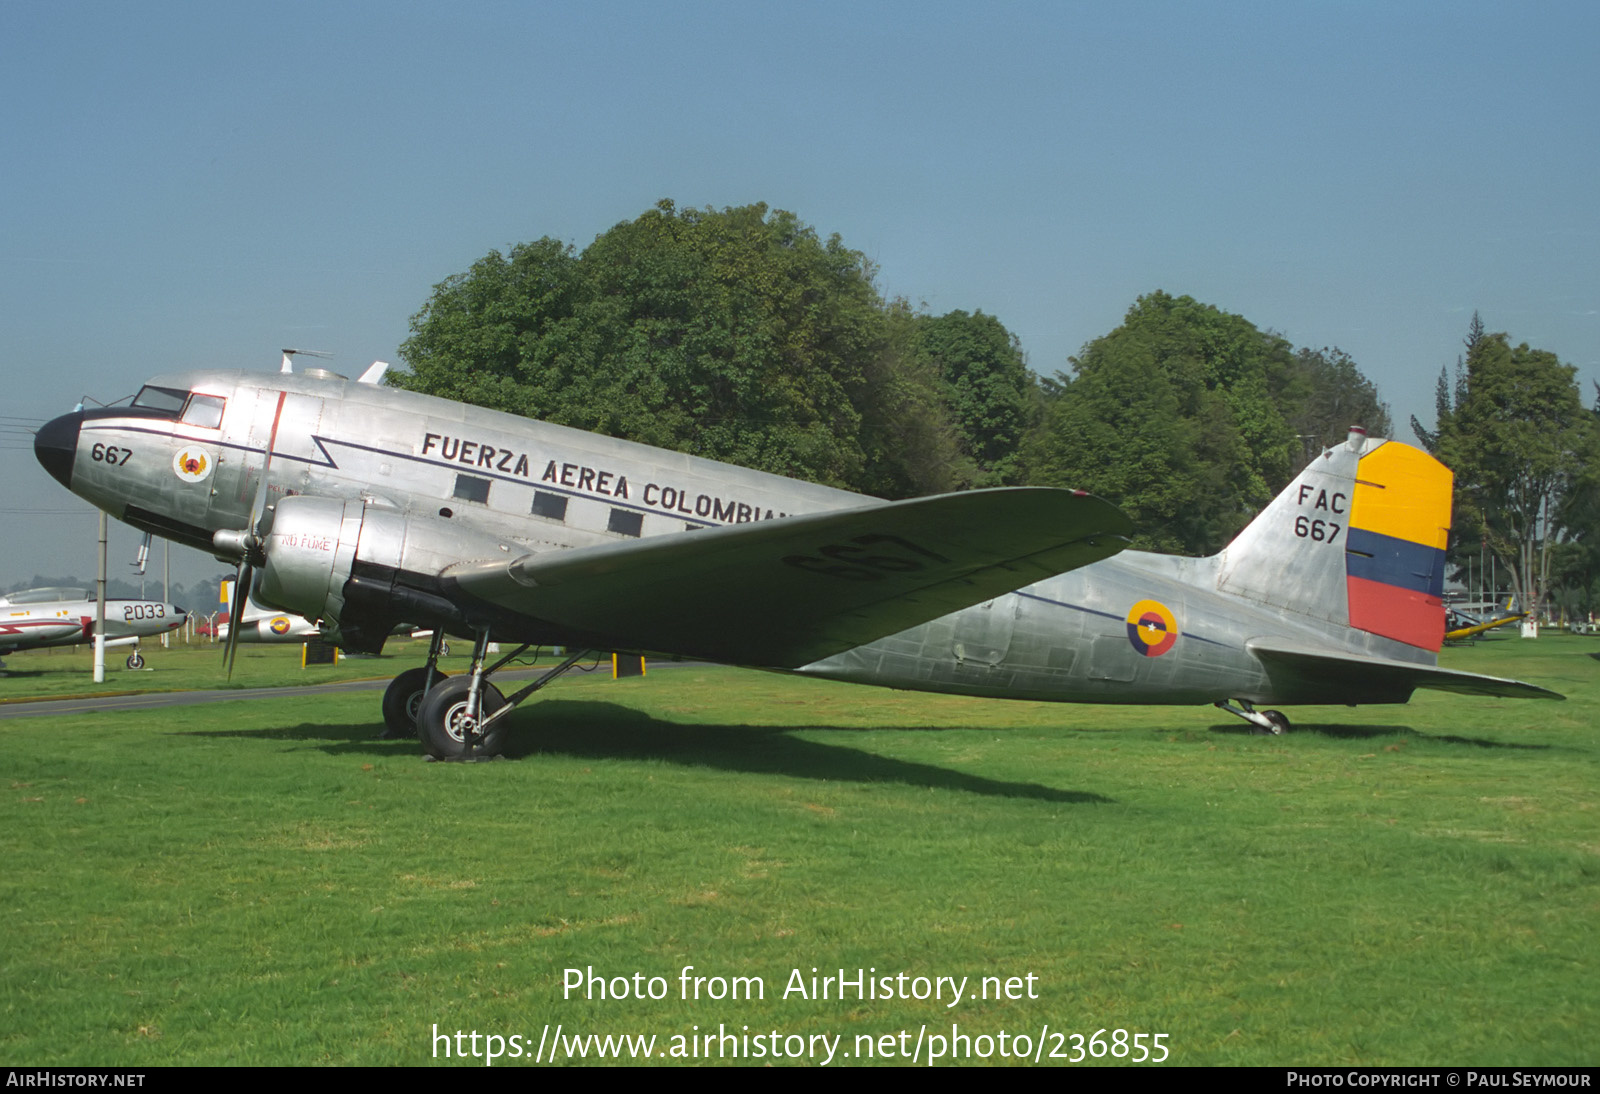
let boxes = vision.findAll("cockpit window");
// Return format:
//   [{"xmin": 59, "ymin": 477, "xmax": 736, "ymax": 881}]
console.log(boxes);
[
  {"xmin": 3, "ymin": 587, "xmax": 88, "ymax": 604},
  {"xmin": 180, "ymin": 394, "xmax": 226, "ymax": 429},
  {"xmin": 131, "ymin": 386, "xmax": 188, "ymax": 414}
]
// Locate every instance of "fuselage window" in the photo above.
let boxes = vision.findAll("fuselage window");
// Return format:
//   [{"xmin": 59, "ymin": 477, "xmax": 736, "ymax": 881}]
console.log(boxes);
[
  {"xmin": 180, "ymin": 394, "xmax": 226, "ymax": 429},
  {"xmin": 607, "ymin": 508, "xmax": 643, "ymax": 538},
  {"xmin": 452, "ymin": 474, "xmax": 491, "ymax": 504},
  {"xmin": 131, "ymin": 386, "xmax": 188, "ymax": 414},
  {"xmin": 531, "ymin": 491, "xmax": 568, "ymax": 522}
]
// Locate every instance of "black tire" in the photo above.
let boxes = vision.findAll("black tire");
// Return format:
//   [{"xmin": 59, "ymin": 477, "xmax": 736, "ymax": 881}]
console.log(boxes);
[
  {"xmin": 1261, "ymin": 709, "xmax": 1290, "ymax": 735},
  {"xmin": 417, "ymin": 675, "xmax": 509, "ymax": 760},
  {"xmin": 381, "ymin": 667, "xmax": 448, "ymax": 739},
  {"xmin": 126, "ymin": 651, "xmax": 145, "ymax": 670}
]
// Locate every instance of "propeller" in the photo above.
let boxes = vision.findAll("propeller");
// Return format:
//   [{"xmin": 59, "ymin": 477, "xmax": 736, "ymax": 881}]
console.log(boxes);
[{"xmin": 216, "ymin": 390, "xmax": 287, "ymax": 678}]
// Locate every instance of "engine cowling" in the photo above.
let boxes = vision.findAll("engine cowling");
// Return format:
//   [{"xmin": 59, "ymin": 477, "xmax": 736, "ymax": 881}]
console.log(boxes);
[{"xmin": 254, "ymin": 496, "xmax": 517, "ymax": 653}]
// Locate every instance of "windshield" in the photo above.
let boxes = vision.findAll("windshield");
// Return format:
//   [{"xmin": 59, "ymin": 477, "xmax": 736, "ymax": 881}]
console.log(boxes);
[
  {"xmin": 128, "ymin": 385, "xmax": 226, "ymax": 427},
  {"xmin": 131, "ymin": 385, "xmax": 188, "ymax": 414}
]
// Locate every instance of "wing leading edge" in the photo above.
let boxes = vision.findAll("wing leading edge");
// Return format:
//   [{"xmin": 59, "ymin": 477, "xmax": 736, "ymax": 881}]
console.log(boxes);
[
  {"xmin": 1248, "ymin": 638, "xmax": 1564, "ymax": 702},
  {"xmin": 448, "ymin": 487, "xmax": 1133, "ymax": 667}
]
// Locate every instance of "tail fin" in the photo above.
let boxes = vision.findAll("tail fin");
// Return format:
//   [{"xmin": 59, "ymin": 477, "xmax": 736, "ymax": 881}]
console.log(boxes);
[{"xmin": 1216, "ymin": 429, "xmax": 1451, "ymax": 652}]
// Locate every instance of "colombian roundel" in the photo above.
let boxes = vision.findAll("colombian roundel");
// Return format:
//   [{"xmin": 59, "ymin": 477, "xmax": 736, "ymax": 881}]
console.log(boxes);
[
  {"xmin": 269, "ymin": 616, "xmax": 291, "ymax": 635},
  {"xmin": 1125, "ymin": 599, "xmax": 1178, "ymax": 657}
]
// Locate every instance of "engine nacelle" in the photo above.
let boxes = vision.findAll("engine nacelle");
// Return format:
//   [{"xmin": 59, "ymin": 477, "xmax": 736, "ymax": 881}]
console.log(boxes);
[{"xmin": 254, "ymin": 496, "xmax": 517, "ymax": 652}]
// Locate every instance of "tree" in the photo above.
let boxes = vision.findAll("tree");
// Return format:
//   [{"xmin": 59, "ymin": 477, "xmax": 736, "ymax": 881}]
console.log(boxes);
[
  {"xmin": 1281, "ymin": 346, "xmax": 1393, "ymax": 470},
  {"xmin": 912, "ymin": 310, "xmax": 1035, "ymax": 486},
  {"xmin": 1024, "ymin": 292, "xmax": 1303, "ymax": 554},
  {"xmin": 393, "ymin": 238, "xmax": 585, "ymax": 419},
  {"xmin": 1023, "ymin": 338, "xmax": 1215, "ymax": 553},
  {"xmin": 1411, "ymin": 315, "xmax": 1476, "ymax": 454},
  {"xmin": 854, "ymin": 300, "xmax": 976, "ymax": 497},
  {"xmin": 1433, "ymin": 324, "xmax": 1600, "ymax": 621},
  {"xmin": 395, "ymin": 201, "xmax": 1003, "ymax": 495}
]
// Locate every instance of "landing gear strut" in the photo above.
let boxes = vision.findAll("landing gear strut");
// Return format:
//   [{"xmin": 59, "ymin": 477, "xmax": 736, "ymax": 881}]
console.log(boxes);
[
  {"xmin": 1215, "ymin": 699, "xmax": 1291, "ymax": 735},
  {"xmin": 380, "ymin": 631, "xmax": 449, "ymax": 739},
  {"xmin": 409, "ymin": 629, "xmax": 591, "ymax": 760}
]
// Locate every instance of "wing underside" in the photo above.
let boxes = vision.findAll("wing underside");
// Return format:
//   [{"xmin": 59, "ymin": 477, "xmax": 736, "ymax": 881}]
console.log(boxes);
[{"xmin": 447, "ymin": 487, "xmax": 1133, "ymax": 668}]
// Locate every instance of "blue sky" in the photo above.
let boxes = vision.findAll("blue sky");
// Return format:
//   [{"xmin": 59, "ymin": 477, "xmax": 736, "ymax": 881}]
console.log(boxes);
[{"xmin": 3, "ymin": 0, "xmax": 1596, "ymax": 592}]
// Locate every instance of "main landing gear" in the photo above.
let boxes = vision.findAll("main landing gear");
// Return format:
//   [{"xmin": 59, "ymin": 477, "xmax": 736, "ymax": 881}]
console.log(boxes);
[
  {"xmin": 1215, "ymin": 699, "xmax": 1291, "ymax": 735},
  {"xmin": 380, "ymin": 628, "xmax": 591, "ymax": 760}
]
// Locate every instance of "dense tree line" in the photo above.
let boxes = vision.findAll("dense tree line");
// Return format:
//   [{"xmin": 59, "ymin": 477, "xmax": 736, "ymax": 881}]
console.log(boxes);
[
  {"xmin": 1024, "ymin": 292, "xmax": 1390, "ymax": 554},
  {"xmin": 395, "ymin": 203, "xmax": 1393, "ymax": 556},
  {"xmin": 3, "ymin": 573, "xmax": 223, "ymax": 607},
  {"xmin": 1416, "ymin": 314, "xmax": 1600, "ymax": 619},
  {"xmin": 393, "ymin": 201, "xmax": 1034, "ymax": 498}
]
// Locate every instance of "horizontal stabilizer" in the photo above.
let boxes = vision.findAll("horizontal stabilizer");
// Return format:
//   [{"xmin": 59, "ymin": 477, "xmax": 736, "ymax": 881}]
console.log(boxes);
[
  {"xmin": 450, "ymin": 487, "xmax": 1132, "ymax": 667},
  {"xmin": 1248, "ymin": 638, "xmax": 1563, "ymax": 702}
]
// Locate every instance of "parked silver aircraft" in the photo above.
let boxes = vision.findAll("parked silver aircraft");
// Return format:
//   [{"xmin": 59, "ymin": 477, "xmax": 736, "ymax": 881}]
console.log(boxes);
[
  {"xmin": 33, "ymin": 361, "xmax": 1559, "ymax": 757},
  {"xmin": 0, "ymin": 586, "xmax": 187, "ymax": 669},
  {"xmin": 215, "ymin": 581, "xmax": 320, "ymax": 644}
]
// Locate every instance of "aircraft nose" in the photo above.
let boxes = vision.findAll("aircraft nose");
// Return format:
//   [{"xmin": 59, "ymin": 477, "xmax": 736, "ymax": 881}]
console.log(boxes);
[{"xmin": 34, "ymin": 411, "xmax": 83, "ymax": 490}]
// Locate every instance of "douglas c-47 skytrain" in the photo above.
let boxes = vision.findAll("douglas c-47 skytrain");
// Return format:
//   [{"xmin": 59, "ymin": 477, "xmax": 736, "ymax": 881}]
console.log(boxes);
[{"xmin": 32, "ymin": 358, "xmax": 1559, "ymax": 758}]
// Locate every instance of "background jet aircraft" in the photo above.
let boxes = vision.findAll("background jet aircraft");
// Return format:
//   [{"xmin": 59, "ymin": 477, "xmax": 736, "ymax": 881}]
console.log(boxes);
[
  {"xmin": 33, "ymin": 362, "xmax": 1559, "ymax": 758},
  {"xmin": 0, "ymin": 586, "xmax": 187, "ymax": 669}
]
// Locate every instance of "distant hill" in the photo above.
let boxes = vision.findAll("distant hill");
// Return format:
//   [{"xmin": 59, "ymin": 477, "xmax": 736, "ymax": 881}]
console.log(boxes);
[{"xmin": 4, "ymin": 573, "xmax": 229, "ymax": 610}]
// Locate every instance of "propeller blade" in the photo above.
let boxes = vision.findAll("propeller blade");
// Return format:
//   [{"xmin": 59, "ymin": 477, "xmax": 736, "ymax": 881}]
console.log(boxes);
[
  {"xmin": 222, "ymin": 390, "xmax": 287, "ymax": 679},
  {"xmin": 223, "ymin": 561, "xmax": 249, "ymax": 679},
  {"xmin": 250, "ymin": 391, "xmax": 288, "ymax": 538}
]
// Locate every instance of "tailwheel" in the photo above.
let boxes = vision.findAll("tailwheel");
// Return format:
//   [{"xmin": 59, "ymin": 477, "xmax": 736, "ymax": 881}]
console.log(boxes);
[
  {"xmin": 380, "ymin": 666, "xmax": 449, "ymax": 739},
  {"xmin": 1215, "ymin": 699, "xmax": 1291, "ymax": 735},
  {"xmin": 418, "ymin": 675, "xmax": 509, "ymax": 760}
]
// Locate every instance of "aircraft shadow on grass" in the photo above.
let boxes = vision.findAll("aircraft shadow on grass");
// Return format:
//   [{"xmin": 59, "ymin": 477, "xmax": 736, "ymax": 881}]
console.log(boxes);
[
  {"xmin": 179, "ymin": 700, "xmax": 1113, "ymax": 805},
  {"xmin": 1206, "ymin": 722, "xmax": 1554, "ymax": 750}
]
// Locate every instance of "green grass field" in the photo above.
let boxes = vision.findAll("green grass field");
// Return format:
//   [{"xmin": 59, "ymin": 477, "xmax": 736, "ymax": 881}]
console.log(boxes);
[
  {"xmin": 2, "ymin": 636, "xmax": 1595, "ymax": 1066},
  {"xmin": 0, "ymin": 635, "xmax": 497, "ymax": 698}
]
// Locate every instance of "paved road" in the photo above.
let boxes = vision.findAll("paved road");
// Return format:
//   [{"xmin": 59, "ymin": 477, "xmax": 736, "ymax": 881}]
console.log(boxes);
[
  {"xmin": 0, "ymin": 661, "xmax": 689, "ymax": 720},
  {"xmin": 0, "ymin": 675, "xmax": 413, "ymax": 719}
]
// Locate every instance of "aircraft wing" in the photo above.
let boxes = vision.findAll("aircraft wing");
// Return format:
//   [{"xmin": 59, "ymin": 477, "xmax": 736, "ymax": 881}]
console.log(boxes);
[
  {"xmin": 450, "ymin": 487, "xmax": 1132, "ymax": 667},
  {"xmin": 1247, "ymin": 638, "xmax": 1564, "ymax": 701}
]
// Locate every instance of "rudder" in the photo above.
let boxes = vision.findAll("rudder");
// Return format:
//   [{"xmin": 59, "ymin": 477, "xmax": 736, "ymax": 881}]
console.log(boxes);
[
  {"xmin": 1217, "ymin": 429, "xmax": 1451, "ymax": 652},
  {"xmin": 1344, "ymin": 440, "xmax": 1450, "ymax": 650}
]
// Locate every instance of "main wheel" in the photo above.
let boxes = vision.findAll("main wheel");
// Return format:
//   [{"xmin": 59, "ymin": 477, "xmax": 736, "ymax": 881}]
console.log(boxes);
[
  {"xmin": 417, "ymin": 675, "xmax": 509, "ymax": 760},
  {"xmin": 1260, "ymin": 709, "xmax": 1290, "ymax": 735},
  {"xmin": 126, "ymin": 651, "xmax": 145, "ymax": 670},
  {"xmin": 380, "ymin": 667, "xmax": 449, "ymax": 739}
]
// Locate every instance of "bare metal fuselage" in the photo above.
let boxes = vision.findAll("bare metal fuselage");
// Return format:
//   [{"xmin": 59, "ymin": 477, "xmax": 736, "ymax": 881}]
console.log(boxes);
[{"xmin": 33, "ymin": 369, "xmax": 1509, "ymax": 710}]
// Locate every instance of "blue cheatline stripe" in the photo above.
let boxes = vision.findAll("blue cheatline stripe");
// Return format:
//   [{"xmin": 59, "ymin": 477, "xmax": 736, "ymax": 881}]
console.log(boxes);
[
  {"xmin": 1014, "ymin": 590, "xmax": 1232, "ymax": 648},
  {"xmin": 1345, "ymin": 527, "xmax": 1444, "ymax": 597}
]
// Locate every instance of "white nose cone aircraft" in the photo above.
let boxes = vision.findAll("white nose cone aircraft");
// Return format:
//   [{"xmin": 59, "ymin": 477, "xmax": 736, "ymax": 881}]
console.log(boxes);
[
  {"xmin": 32, "ymin": 360, "xmax": 1559, "ymax": 758},
  {"xmin": 0, "ymin": 586, "xmax": 187, "ymax": 669}
]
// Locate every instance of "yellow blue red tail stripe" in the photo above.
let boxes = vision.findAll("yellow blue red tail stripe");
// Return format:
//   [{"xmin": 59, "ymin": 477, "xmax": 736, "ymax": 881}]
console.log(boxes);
[{"xmin": 1345, "ymin": 442, "xmax": 1452, "ymax": 650}]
